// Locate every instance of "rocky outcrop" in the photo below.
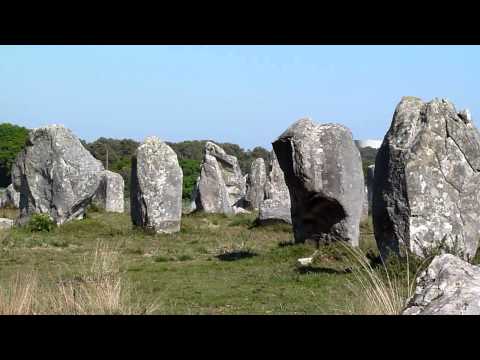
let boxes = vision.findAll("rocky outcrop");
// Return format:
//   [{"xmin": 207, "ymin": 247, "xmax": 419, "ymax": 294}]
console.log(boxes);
[
  {"xmin": 0, "ymin": 184, "xmax": 20, "ymax": 209},
  {"xmin": 373, "ymin": 97, "xmax": 480, "ymax": 260},
  {"xmin": 12, "ymin": 125, "xmax": 104, "ymax": 225},
  {"xmin": 93, "ymin": 170, "xmax": 125, "ymax": 213},
  {"xmin": 245, "ymin": 158, "xmax": 266, "ymax": 210},
  {"xmin": 130, "ymin": 137, "xmax": 183, "ymax": 233},
  {"xmin": 193, "ymin": 141, "xmax": 246, "ymax": 214},
  {"xmin": 273, "ymin": 118, "xmax": 364, "ymax": 246},
  {"xmin": 257, "ymin": 151, "xmax": 291, "ymax": 225},
  {"xmin": 403, "ymin": 254, "xmax": 480, "ymax": 315}
]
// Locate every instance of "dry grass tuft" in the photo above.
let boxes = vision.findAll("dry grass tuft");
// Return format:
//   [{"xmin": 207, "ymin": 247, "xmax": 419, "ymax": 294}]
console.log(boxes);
[
  {"xmin": 0, "ymin": 272, "xmax": 37, "ymax": 315},
  {"xmin": 0, "ymin": 243, "xmax": 158, "ymax": 315},
  {"xmin": 339, "ymin": 243, "xmax": 418, "ymax": 315}
]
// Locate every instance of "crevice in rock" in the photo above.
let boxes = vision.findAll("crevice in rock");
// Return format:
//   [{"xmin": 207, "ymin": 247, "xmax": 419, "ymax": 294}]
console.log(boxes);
[{"xmin": 445, "ymin": 118, "xmax": 478, "ymax": 173}]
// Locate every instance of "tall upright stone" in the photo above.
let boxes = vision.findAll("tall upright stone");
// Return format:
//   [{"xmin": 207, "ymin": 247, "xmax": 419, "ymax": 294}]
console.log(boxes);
[
  {"xmin": 273, "ymin": 118, "xmax": 364, "ymax": 246},
  {"xmin": 93, "ymin": 170, "xmax": 125, "ymax": 213},
  {"xmin": 194, "ymin": 141, "xmax": 245, "ymax": 214},
  {"xmin": 12, "ymin": 125, "xmax": 104, "ymax": 225},
  {"xmin": 131, "ymin": 137, "xmax": 182, "ymax": 233},
  {"xmin": 245, "ymin": 158, "xmax": 267, "ymax": 210},
  {"xmin": 373, "ymin": 97, "xmax": 480, "ymax": 260},
  {"xmin": 257, "ymin": 151, "xmax": 292, "ymax": 224}
]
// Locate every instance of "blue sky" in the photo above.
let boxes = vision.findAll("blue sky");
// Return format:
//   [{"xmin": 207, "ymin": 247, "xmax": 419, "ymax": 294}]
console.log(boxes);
[{"xmin": 1, "ymin": 45, "xmax": 479, "ymax": 149}]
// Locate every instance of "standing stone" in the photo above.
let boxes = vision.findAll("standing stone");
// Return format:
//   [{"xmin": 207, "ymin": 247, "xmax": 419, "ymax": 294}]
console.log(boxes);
[
  {"xmin": 93, "ymin": 170, "xmax": 125, "ymax": 213},
  {"xmin": 245, "ymin": 158, "xmax": 267, "ymax": 210},
  {"xmin": 273, "ymin": 118, "xmax": 364, "ymax": 246},
  {"xmin": 130, "ymin": 137, "xmax": 182, "ymax": 233},
  {"xmin": 257, "ymin": 151, "xmax": 292, "ymax": 225},
  {"xmin": 0, "ymin": 184, "xmax": 20, "ymax": 209},
  {"xmin": 366, "ymin": 164, "xmax": 375, "ymax": 211},
  {"xmin": 403, "ymin": 254, "xmax": 480, "ymax": 315},
  {"xmin": 194, "ymin": 141, "xmax": 246, "ymax": 214},
  {"xmin": 12, "ymin": 125, "xmax": 104, "ymax": 225},
  {"xmin": 373, "ymin": 97, "xmax": 480, "ymax": 260}
]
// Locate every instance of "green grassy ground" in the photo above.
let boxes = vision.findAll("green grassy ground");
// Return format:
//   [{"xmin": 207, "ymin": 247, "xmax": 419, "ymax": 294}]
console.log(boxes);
[{"xmin": 0, "ymin": 208, "xmax": 378, "ymax": 314}]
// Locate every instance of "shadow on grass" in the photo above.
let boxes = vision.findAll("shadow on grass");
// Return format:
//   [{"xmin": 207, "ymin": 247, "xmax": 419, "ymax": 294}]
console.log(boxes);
[
  {"xmin": 278, "ymin": 241, "xmax": 295, "ymax": 248},
  {"xmin": 216, "ymin": 250, "xmax": 258, "ymax": 262},
  {"xmin": 295, "ymin": 266, "xmax": 351, "ymax": 275}
]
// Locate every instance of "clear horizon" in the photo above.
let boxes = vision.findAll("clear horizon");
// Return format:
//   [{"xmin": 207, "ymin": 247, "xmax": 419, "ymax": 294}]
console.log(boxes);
[{"xmin": 1, "ymin": 45, "xmax": 479, "ymax": 150}]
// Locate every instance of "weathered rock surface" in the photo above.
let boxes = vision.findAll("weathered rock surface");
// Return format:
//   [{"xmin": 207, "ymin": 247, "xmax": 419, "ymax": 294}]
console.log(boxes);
[
  {"xmin": 257, "ymin": 151, "xmax": 292, "ymax": 225},
  {"xmin": 273, "ymin": 118, "xmax": 364, "ymax": 246},
  {"xmin": 245, "ymin": 158, "xmax": 266, "ymax": 210},
  {"xmin": 93, "ymin": 170, "xmax": 125, "ymax": 213},
  {"xmin": 403, "ymin": 254, "xmax": 480, "ymax": 315},
  {"xmin": 131, "ymin": 137, "xmax": 182, "ymax": 233},
  {"xmin": 0, "ymin": 218, "xmax": 14, "ymax": 230},
  {"xmin": 373, "ymin": 97, "xmax": 480, "ymax": 260},
  {"xmin": 0, "ymin": 184, "xmax": 20, "ymax": 208},
  {"xmin": 193, "ymin": 141, "xmax": 246, "ymax": 214},
  {"xmin": 12, "ymin": 125, "xmax": 105, "ymax": 225}
]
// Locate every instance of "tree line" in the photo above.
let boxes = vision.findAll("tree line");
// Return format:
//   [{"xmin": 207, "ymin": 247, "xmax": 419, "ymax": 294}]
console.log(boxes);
[{"xmin": 0, "ymin": 122, "xmax": 377, "ymax": 198}]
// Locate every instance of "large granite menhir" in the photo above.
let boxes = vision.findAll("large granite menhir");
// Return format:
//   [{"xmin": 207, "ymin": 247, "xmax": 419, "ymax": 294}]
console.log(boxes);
[
  {"xmin": 131, "ymin": 137, "xmax": 182, "ymax": 233},
  {"xmin": 12, "ymin": 125, "xmax": 105, "ymax": 225},
  {"xmin": 273, "ymin": 118, "xmax": 364, "ymax": 246},
  {"xmin": 373, "ymin": 97, "xmax": 480, "ymax": 260},
  {"xmin": 193, "ymin": 141, "xmax": 246, "ymax": 214},
  {"xmin": 257, "ymin": 151, "xmax": 291, "ymax": 225}
]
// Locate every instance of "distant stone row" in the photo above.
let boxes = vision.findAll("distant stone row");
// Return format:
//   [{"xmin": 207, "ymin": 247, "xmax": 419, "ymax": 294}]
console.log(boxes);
[{"xmin": 4, "ymin": 96, "xmax": 480, "ymax": 266}]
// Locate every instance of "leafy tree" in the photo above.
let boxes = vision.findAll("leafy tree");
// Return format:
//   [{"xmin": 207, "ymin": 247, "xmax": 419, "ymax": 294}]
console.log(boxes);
[
  {"xmin": 179, "ymin": 159, "xmax": 201, "ymax": 199},
  {"xmin": 0, "ymin": 123, "xmax": 29, "ymax": 187}
]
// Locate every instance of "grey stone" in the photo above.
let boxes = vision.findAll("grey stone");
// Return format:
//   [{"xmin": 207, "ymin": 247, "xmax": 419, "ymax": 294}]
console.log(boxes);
[
  {"xmin": 12, "ymin": 125, "xmax": 105, "ymax": 225},
  {"xmin": 373, "ymin": 97, "xmax": 480, "ymax": 260},
  {"xmin": 131, "ymin": 137, "xmax": 183, "ymax": 233},
  {"xmin": 0, "ymin": 218, "xmax": 14, "ymax": 230},
  {"xmin": 403, "ymin": 254, "xmax": 480, "ymax": 315},
  {"xmin": 194, "ymin": 141, "xmax": 246, "ymax": 214},
  {"xmin": 245, "ymin": 158, "xmax": 267, "ymax": 210},
  {"xmin": 0, "ymin": 184, "xmax": 20, "ymax": 209},
  {"xmin": 93, "ymin": 170, "xmax": 125, "ymax": 213},
  {"xmin": 273, "ymin": 118, "xmax": 364, "ymax": 246},
  {"xmin": 257, "ymin": 151, "xmax": 292, "ymax": 225}
]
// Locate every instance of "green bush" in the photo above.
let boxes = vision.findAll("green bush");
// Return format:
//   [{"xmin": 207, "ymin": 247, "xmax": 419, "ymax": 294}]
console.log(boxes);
[
  {"xmin": 0, "ymin": 123, "xmax": 29, "ymax": 187},
  {"xmin": 28, "ymin": 214, "xmax": 55, "ymax": 233}
]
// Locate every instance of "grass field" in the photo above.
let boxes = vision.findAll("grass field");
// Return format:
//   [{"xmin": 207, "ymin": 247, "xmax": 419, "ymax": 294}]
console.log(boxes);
[{"xmin": 0, "ymin": 207, "xmax": 403, "ymax": 314}]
